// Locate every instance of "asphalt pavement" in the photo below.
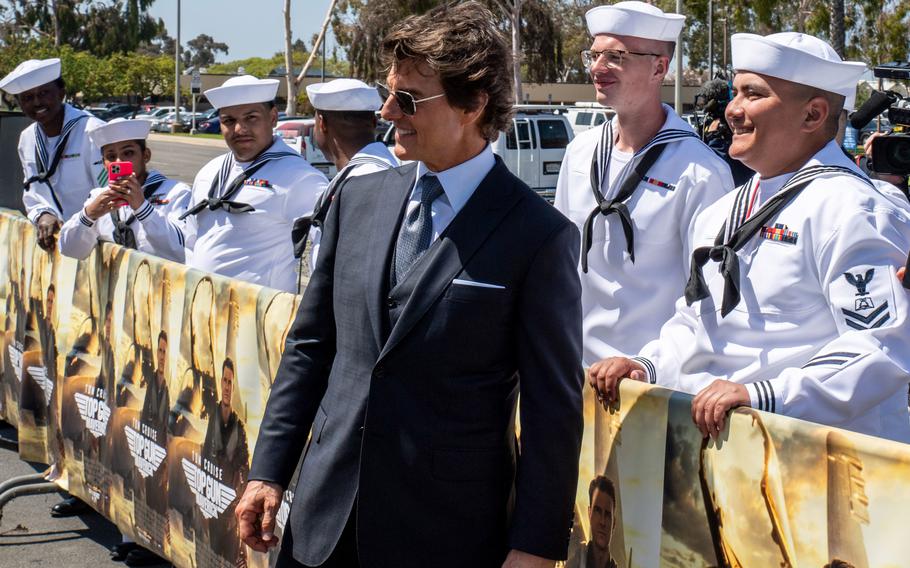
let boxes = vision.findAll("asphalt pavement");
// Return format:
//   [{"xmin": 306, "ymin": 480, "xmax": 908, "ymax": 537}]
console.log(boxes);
[
  {"xmin": 0, "ymin": 422, "xmax": 163, "ymax": 567},
  {"xmin": 146, "ymin": 133, "xmax": 226, "ymax": 186}
]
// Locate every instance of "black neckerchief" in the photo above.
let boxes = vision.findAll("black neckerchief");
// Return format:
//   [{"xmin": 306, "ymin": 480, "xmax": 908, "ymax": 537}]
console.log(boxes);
[
  {"xmin": 581, "ymin": 121, "xmax": 697, "ymax": 272},
  {"xmin": 109, "ymin": 173, "xmax": 168, "ymax": 249},
  {"xmin": 685, "ymin": 165, "xmax": 873, "ymax": 316},
  {"xmin": 179, "ymin": 144, "xmax": 300, "ymax": 220}
]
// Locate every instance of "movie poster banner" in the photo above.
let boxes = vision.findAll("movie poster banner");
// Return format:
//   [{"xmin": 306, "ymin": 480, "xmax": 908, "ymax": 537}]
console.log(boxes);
[
  {"xmin": 4, "ymin": 208, "xmax": 910, "ymax": 568},
  {"xmin": 565, "ymin": 379, "xmax": 910, "ymax": 568},
  {"xmin": 0, "ymin": 209, "xmax": 300, "ymax": 568}
]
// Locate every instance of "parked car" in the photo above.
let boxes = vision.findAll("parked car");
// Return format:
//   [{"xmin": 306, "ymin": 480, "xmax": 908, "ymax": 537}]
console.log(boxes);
[
  {"xmin": 383, "ymin": 108, "xmax": 573, "ymax": 201},
  {"xmin": 197, "ymin": 117, "xmax": 221, "ymax": 134},
  {"xmin": 151, "ymin": 111, "xmax": 205, "ymax": 132},
  {"xmin": 134, "ymin": 106, "xmax": 187, "ymax": 121},
  {"xmin": 105, "ymin": 104, "xmax": 140, "ymax": 120},
  {"xmin": 86, "ymin": 107, "xmax": 113, "ymax": 121},
  {"xmin": 273, "ymin": 118, "xmax": 337, "ymax": 178}
]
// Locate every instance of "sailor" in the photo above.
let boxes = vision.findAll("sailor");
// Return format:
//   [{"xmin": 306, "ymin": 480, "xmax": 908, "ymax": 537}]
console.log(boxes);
[
  {"xmin": 0, "ymin": 58, "xmax": 105, "ymax": 251},
  {"xmin": 590, "ymin": 32, "xmax": 910, "ymax": 443},
  {"xmin": 58, "ymin": 118, "xmax": 191, "ymax": 262},
  {"xmin": 180, "ymin": 75, "xmax": 328, "ymax": 293},
  {"xmin": 554, "ymin": 2, "xmax": 733, "ymax": 366},
  {"xmin": 297, "ymin": 78, "xmax": 398, "ymax": 272}
]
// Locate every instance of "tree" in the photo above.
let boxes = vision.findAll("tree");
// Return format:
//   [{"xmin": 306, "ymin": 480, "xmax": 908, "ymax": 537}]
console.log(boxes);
[
  {"xmin": 182, "ymin": 33, "xmax": 229, "ymax": 69},
  {"xmin": 283, "ymin": 0, "xmax": 338, "ymax": 115},
  {"xmin": 3, "ymin": 0, "xmax": 164, "ymax": 57}
]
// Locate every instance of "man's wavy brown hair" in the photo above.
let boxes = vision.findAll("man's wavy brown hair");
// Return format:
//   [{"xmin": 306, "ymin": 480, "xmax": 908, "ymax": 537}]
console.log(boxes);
[{"xmin": 381, "ymin": 1, "xmax": 514, "ymax": 141}]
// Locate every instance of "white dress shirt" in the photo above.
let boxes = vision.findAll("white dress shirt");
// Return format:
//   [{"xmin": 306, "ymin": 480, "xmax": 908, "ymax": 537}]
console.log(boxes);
[{"xmin": 411, "ymin": 143, "xmax": 496, "ymax": 241}]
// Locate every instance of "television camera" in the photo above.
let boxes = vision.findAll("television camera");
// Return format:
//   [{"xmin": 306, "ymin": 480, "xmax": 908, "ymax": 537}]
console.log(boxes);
[{"xmin": 849, "ymin": 62, "xmax": 910, "ymax": 175}]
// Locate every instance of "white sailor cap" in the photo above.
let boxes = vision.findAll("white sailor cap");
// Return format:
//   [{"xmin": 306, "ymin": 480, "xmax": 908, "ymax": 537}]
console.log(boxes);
[
  {"xmin": 585, "ymin": 1, "xmax": 685, "ymax": 42},
  {"xmin": 204, "ymin": 75, "xmax": 279, "ymax": 110},
  {"xmin": 87, "ymin": 118, "xmax": 152, "ymax": 149},
  {"xmin": 0, "ymin": 58, "xmax": 62, "ymax": 95},
  {"xmin": 306, "ymin": 79, "xmax": 383, "ymax": 112},
  {"xmin": 731, "ymin": 33, "xmax": 866, "ymax": 100}
]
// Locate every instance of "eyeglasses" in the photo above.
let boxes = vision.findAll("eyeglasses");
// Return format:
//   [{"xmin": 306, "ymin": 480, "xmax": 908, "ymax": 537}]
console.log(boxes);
[
  {"xmin": 377, "ymin": 83, "xmax": 446, "ymax": 116},
  {"xmin": 580, "ymin": 48, "xmax": 662, "ymax": 69}
]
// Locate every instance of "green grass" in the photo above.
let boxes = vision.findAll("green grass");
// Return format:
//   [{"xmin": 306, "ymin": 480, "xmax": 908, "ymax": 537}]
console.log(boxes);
[{"xmin": 153, "ymin": 131, "xmax": 224, "ymax": 140}]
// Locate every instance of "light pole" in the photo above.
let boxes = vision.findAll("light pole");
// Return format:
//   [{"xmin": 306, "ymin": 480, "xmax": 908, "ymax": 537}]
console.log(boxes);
[
  {"xmin": 707, "ymin": 0, "xmax": 714, "ymax": 79},
  {"xmin": 674, "ymin": 0, "xmax": 683, "ymax": 112},
  {"xmin": 173, "ymin": 0, "xmax": 181, "ymax": 132},
  {"xmin": 720, "ymin": 17, "xmax": 728, "ymax": 77}
]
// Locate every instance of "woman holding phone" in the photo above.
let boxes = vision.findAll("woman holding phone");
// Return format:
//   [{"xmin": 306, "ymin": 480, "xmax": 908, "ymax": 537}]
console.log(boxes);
[{"xmin": 58, "ymin": 118, "xmax": 191, "ymax": 262}]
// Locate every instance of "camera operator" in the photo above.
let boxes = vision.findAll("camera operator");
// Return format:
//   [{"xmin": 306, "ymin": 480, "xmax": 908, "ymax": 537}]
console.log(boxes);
[
  {"xmin": 696, "ymin": 77, "xmax": 753, "ymax": 186},
  {"xmin": 860, "ymin": 131, "xmax": 909, "ymax": 201}
]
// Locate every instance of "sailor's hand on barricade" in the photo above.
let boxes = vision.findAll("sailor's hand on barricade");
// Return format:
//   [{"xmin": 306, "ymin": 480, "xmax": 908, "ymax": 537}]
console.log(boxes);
[
  {"xmin": 898, "ymin": 266, "xmax": 906, "ymax": 282},
  {"xmin": 691, "ymin": 379, "xmax": 749, "ymax": 439},
  {"xmin": 588, "ymin": 357, "xmax": 646, "ymax": 408},
  {"xmin": 36, "ymin": 212, "xmax": 61, "ymax": 251},
  {"xmin": 236, "ymin": 479, "xmax": 284, "ymax": 552}
]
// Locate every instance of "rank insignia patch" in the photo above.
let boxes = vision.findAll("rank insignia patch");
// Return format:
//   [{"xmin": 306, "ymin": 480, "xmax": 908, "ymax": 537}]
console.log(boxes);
[
  {"xmin": 760, "ymin": 223, "xmax": 798, "ymax": 244},
  {"xmin": 643, "ymin": 176, "xmax": 676, "ymax": 191},
  {"xmin": 244, "ymin": 178, "xmax": 272, "ymax": 189}
]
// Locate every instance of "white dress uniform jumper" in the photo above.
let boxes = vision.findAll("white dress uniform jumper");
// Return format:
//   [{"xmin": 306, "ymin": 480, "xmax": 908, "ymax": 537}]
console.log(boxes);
[
  {"xmin": 634, "ymin": 141, "xmax": 910, "ymax": 442},
  {"xmin": 58, "ymin": 170, "xmax": 192, "ymax": 262},
  {"xmin": 554, "ymin": 107, "xmax": 733, "ymax": 365},
  {"xmin": 181, "ymin": 136, "xmax": 328, "ymax": 293},
  {"xmin": 17, "ymin": 104, "xmax": 105, "ymax": 223}
]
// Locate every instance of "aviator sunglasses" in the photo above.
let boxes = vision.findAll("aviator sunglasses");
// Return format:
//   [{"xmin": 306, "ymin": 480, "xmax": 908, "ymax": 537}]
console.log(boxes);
[{"xmin": 376, "ymin": 83, "xmax": 446, "ymax": 116}]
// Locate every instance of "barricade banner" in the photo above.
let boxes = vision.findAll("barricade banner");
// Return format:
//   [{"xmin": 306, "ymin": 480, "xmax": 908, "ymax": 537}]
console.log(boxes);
[
  {"xmin": 0, "ymin": 209, "xmax": 299, "ymax": 568},
  {"xmin": 2, "ymin": 207, "xmax": 909, "ymax": 568},
  {"xmin": 566, "ymin": 380, "xmax": 910, "ymax": 568}
]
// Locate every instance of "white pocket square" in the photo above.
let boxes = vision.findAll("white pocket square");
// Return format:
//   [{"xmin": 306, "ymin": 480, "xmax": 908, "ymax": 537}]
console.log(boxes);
[{"xmin": 452, "ymin": 278, "xmax": 506, "ymax": 290}]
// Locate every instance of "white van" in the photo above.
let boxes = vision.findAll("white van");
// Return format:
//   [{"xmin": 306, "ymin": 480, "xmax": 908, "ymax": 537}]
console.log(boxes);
[
  {"xmin": 491, "ymin": 110, "xmax": 574, "ymax": 201},
  {"xmin": 565, "ymin": 103, "xmax": 614, "ymax": 136},
  {"xmin": 382, "ymin": 109, "xmax": 573, "ymax": 202}
]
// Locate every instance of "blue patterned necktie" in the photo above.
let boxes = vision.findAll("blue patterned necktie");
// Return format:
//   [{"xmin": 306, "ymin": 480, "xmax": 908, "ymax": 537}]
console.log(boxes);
[{"xmin": 393, "ymin": 175, "xmax": 445, "ymax": 286}]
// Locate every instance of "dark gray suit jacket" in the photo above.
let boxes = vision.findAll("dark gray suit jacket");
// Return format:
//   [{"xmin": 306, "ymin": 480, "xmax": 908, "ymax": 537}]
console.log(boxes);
[{"xmin": 250, "ymin": 158, "xmax": 584, "ymax": 567}]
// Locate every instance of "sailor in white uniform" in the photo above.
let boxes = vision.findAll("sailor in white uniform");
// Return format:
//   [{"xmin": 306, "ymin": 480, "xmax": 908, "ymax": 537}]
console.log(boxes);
[
  {"xmin": 58, "ymin": 118, "xmax": 191, "ymax": 262},
  {"xmin": 554, "ymin": 2, "xmax": 733, "ymax": 366},
  {"xmin": 299, "ymin": 78, "xmax": 398, "ymax": 272},
  {"xmin": 0, "ymin": 58, "xmax": 105, "ymax": 251},
  {"xmin": 590, "ymin": 32, "xmax": 910, "ymax": 443},
  {"xmin": 181, "ymin": 75, "xmax": 328, "ymax": 293}
]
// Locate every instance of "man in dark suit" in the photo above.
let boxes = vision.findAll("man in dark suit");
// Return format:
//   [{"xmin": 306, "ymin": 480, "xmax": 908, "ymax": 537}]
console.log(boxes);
[{"xmin": 236, "ymin": 3, "xmax": 584, "ymax": 568}]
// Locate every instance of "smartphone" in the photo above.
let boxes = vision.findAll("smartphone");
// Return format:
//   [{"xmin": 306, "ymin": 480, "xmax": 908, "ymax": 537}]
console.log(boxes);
[
  {"xmin": 108, "ymin": 161, "xmax": 133, "ymax": 182},
  {"xmin": 903, "ymin": 250, "xmax": 910, "ymax": 289}
]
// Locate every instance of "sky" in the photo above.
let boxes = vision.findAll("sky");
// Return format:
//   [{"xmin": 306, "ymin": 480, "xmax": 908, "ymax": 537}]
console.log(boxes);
[{"xmin": 148, "ymin": 0, "xmax": 339, "ymax": 63}]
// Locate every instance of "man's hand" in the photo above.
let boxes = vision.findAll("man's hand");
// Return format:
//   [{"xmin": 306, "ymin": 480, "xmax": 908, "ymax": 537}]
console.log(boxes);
[
  {"xmin": 35, "ymin": 212, "xmax": 62, "ymax": 251},
  {"xmin": 109, "ymin": 174, "xmax": 145, "ymax": 210},
  {"xmin": 235, "ymin": 480, "xmax": 284, "ymax": 552},
  {"xmin": 691, "ymin": 380, "xmax": 750, "ymax": 439},
  {"xmin": 588, "ymin": 357, "xmax": 646, "ymax": 407},
  {"xmin": 501, "ymin": 549, "xmax": 555, "ymax": 568},
  {"xmin": 84, "ymin": 189, "xmax": 129, "ymax": 220},
  {"xmin": 898, "ymin": 266, "xmax": 906, "ymax": 284}
]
